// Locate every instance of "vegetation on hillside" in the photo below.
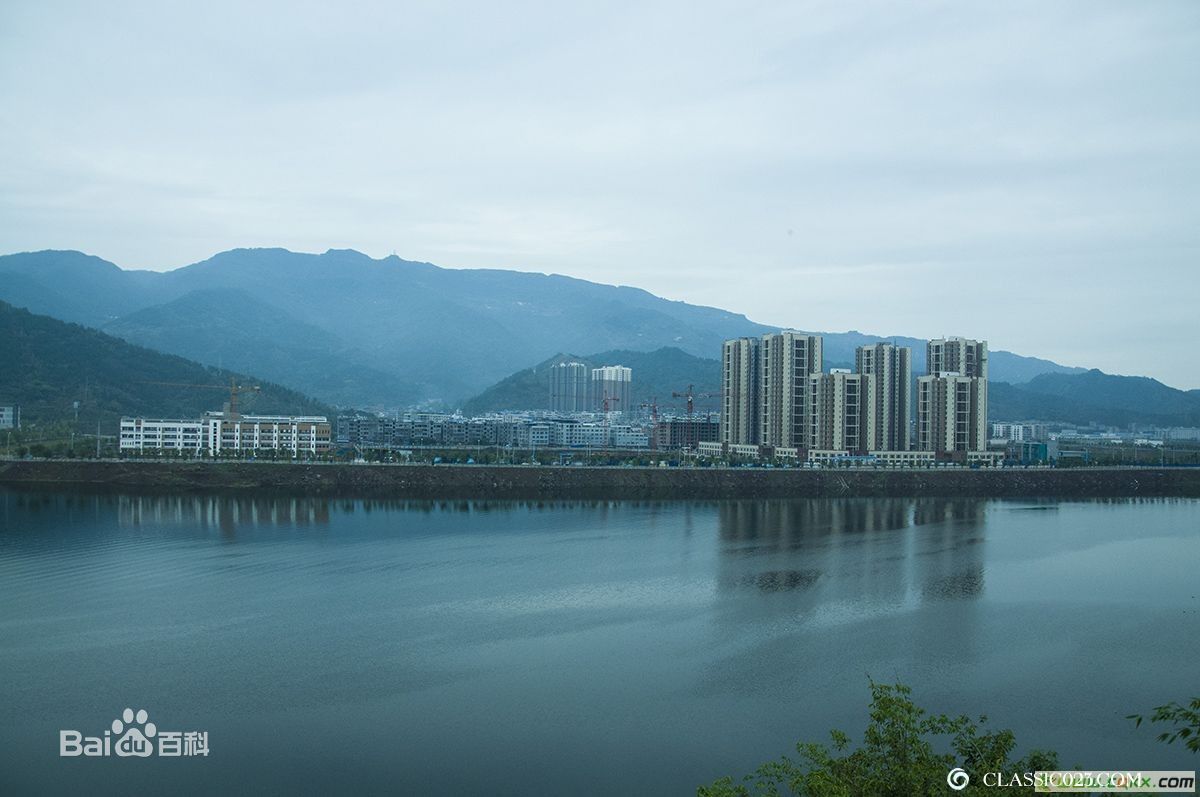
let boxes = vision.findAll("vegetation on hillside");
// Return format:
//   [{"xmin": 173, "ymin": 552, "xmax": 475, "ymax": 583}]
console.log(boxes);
[
  {"xmin": 461, "ymin": 347, "xmax": 723, "ymax": 415},
  {"xmin": 0, "ymin": 301, "xmax": 331, "ymax": 435}
]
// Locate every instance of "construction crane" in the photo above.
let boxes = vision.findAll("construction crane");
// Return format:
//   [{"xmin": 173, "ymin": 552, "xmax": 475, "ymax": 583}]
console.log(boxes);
[
  {"xmin": 142, "ymin": 377, "xmax": 261, "ymax": 419},
  {"xmin": 671, "ymin": 384, "xmax": 715, "ymax": 415},
  {"xmin": 600, "ymin": 393, "xmax": 621, "ymax": 413},
  {"xmin": 639, "ymin": 397, "xmax": 660, "ymax": 423}
]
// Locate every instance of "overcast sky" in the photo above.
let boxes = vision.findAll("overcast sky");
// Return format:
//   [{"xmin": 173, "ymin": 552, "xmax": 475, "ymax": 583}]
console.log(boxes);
[{"xmin": 1, "ymin": 1, "xmax": 1197, "ymax": 387}]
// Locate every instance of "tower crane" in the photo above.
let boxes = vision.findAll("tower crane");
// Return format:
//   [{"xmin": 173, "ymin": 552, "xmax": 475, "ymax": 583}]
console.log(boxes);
[
  {"xmin": 639, "ymin": 397, "xmax": 660, "ymax": 423},
  {"xmin": 671, "ymin": 384, "xmax": 715, "ymax": 416},
  {"xmin": 142, "ymin": 377, "xmax": 261, "ymax": 419}
]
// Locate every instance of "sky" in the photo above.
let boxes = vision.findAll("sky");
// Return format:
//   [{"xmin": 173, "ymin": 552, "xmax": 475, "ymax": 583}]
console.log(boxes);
[{"xmin": 1, "ymin": 0, "xmax": 1197, "ymax": 387}]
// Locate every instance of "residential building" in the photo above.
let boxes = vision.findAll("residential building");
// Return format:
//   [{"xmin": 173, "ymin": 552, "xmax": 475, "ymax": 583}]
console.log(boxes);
[
  {"xmin": 549, "ymin": 420, "xmax": 608, "ymax": 448},
  {"xmin": 807, "ymin": 370, "xmax": 875, "ymax": 455},
  {"xmin": 608, "ymin": 425, "xmax": 650, "ymax": 449},
  {"xmin": 855, "ymin": 343, "xmax": 911, "ymax": 451},
  {"xmin": 991, "ymin": 422, "xmax": 1048, "ymax": 442},
  {"xmin": 759, "ymin": 332, "xmax": 822, "ymax": 449},
  {"xmin": 0, "ymin": 405, "xmax": 18, "ymax": 429},
  {"xmin": 720, "ymin": 337, "xmax": 760, "ymax": 446},
  {"xmin": 590, "ymin": 365, "xmax": 632, "ymax": 413},
  {"xmin": 917, "ymin": 373, "xmax": 987, "ymax": 455},
  {"xmin": 204, "ymin": 413, "xmax": 331, "ymax": 457},
  {"xmin": 927, "ymin": 337, "xmax": 988, "ymax": 379},
  {"xmin": 549, "ymin": 361, "xmax": 589, "ymax": 412}
]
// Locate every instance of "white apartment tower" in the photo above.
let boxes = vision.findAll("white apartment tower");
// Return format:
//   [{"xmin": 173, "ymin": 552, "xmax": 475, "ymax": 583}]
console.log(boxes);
[
  {"xmin": 549, "ymin": 361, "xmax": 589, "ymax": 413},
  {"xmin": 720, "ymin": 337, "xmax": 760, "ymax": 446},
  {"xmin": 855, "ymin": 343, "xmax": 912, "ymax": 451},
  {"xmin": 759, "ymin": 332, "xmax": 822, "ymax": 449},
  {"xmin": 590, "ymin": 365, "xmax": 632, "ymax": 413}
]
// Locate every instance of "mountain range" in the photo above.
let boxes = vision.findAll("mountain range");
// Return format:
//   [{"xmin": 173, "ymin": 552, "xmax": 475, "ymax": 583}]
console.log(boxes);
[
  {"xmin": 0, "ymin": 248, "xmax": 1085, "ymax": 408},
  {"xmin": 0, "ymin": 300, "xmax": 330, "ymax": 429},
  {"xmin": 462, "ymin": 348, "xmax": 723, "ymax": 417},
  {"xmin": 464, "ymin": 347, "xmax": 1200, "ymax": 428},
  {"xmin": 2, "ymin": 247, "xmax": 1197, "ymax": 431}
]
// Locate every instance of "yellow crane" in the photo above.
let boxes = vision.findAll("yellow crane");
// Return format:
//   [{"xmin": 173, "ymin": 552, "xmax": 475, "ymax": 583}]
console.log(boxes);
[{"xmin": 142, "ymin": 377, "xmax": 261, "ymax": 419}]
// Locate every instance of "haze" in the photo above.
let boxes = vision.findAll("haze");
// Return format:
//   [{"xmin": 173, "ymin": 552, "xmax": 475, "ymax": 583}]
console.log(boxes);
[{"xmin": 1, "ymin": 1, "xmax": 1197, "ymax": 387}]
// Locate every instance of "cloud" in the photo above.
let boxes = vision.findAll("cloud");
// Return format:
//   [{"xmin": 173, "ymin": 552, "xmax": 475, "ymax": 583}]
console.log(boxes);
[{"xmin": 1, "ymin": 0, "xmax": 1197, "ymax": 386}]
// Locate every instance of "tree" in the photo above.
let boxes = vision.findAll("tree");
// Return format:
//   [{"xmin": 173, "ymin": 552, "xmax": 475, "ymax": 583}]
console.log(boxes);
[
  {"xmin": 1129, "ymin": 698, "xmax": 1200, "ymax": 753},
  {"xmin": 698, "ymin": 682, "xmax": 1057, "ymax": 796}
]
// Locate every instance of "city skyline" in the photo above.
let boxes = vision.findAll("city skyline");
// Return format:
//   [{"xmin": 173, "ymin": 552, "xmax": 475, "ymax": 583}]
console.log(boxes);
[{"xmin": 1, "ymin": 2, "xmax": 1197, "ymax": 388}]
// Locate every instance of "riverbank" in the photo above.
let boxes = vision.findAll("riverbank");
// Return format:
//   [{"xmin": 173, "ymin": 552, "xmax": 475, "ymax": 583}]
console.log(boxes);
[{"xmin": 2, "ymin": 459, "xmax": 1199, "ymax": 498}]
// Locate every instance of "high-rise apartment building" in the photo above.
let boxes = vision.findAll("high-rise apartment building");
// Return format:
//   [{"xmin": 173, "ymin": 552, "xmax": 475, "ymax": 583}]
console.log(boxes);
[
  {"xmin": 855, "ymin": 343, "xmax": 912, "ymax": 451},
  {"xmin": 760, "ymin": 332, "xmax": 822, "ymax": 448},
  {"xmin": 720, "ymin": 337, "xmax": 760, "ymax": 446},
  {"xmin": 590, "ymin": 365, "xmax": 632, "ymax": 413},
  {"xmin": 807, "ymin": 370, "xmax": 875, "ymax": 454},
  {"xmin": 927, "ymin": 337, "xmax": 988, "ymax": 379},
  {"xmin": 549, "ymin": 361, "xmax": 589, "ymax": 412},
  {"xmin": 919, "ymin": 337, "xmax": 988, "ymax": 456},
  {"xmin": 917, "ymin": 373, "xmax": 987, "ymax": 454}
]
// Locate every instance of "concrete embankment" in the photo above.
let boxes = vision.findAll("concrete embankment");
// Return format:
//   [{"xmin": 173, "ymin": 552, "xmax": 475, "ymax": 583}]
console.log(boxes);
[{"xmin": 1, "ymin": 459, "xmax": 1198, "ymax": 499}]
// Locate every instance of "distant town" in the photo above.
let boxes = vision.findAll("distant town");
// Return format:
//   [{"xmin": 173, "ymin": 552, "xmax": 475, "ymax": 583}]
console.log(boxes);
[{"xmin": 5, "ymin": 334, "xmax": 1175, "ymax": 468}]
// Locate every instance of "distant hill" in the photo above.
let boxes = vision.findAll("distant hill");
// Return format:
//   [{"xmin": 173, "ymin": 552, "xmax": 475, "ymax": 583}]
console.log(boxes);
[
  {"xmin": 0, "ymin": 248, "xmax": 1086, "ymax": 405},
  {"xmin": 462, "ymin": 347, "xmax": 721, "ymax": 415},
  {"xmin": 989, "ymin": 370, "xmax": 1200, "ymax": 427},
  {"xmin": 102, "ymin": 288, "xmax": 421, "ymax": 407},
  {"xmin": 0, "ymin": 301, "xmax": 331, "ymax": 431},
  {"xmin": 468, "ymin": 349, "xmax": 1200, "ymax": 430}
]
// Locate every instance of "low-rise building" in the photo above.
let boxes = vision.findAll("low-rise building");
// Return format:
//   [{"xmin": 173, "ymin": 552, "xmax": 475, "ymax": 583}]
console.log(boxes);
[
  {"xmin": 122, "ymin": 413, "xmax": 331, "ymax": 457},
  {"xmin": 120, "ymin": 418, "xmax": 206, "ymax": 454},
  {"xmin": 870, "ymin": 450, "xmax": 935, "ymax": 467},
  {"xmin": 0, "ymin": 405, "xmax": 19, "ymax": 429}
]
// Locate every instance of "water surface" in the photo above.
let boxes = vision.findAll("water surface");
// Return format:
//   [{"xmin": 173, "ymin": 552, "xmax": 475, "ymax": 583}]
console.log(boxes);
[{"xmin": 1, "ymin": 492, "xmax": 1197, "ymax": 795}]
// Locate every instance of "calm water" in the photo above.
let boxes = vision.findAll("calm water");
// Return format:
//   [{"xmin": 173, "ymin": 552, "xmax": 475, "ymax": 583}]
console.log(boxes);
[{"xmin": 1, "ymin": 491, "xmax": 1198, "ymax": 795}]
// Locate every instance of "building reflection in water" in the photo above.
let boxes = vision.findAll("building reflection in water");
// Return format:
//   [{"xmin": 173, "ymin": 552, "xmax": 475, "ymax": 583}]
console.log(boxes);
[
  {"xmin": 118, "ymin": 495, "xmax": 332, "ymax": 534},
  {"xmin": 705, "ymin": 499, "xmax": 990, "ymax": 693},
  {"xmin": 716, "ymin": 498, "xmax": 987, "ymax": 606}
]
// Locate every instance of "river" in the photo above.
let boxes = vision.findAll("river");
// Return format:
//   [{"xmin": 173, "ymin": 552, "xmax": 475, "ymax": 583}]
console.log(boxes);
[{"xmin": 1, "ymin": 491, "xmax": 1197, "ymax": 794}]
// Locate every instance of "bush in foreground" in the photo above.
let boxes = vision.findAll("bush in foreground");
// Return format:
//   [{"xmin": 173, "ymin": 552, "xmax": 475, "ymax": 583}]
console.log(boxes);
[{"xmin": 698, "ymin": 682, "xmax": 1058, "ymax": 796}]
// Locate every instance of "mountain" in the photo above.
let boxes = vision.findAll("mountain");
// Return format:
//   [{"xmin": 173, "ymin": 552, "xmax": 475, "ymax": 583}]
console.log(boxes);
[
  {"xmin": 102, "ymin": 288, "xmax": 421, "ymax": 407},
  {"xmin": 989, "ymin": 370, "xmax": 1200, "ymax": 427},
  {"xmin": 469, "ymin": 351, "xmax": 1200, "ymax": 430},
  {"xmin": 0, "ymin": 248, "xmax": 1086, "ymax": 405},
  {"xmin": 462, "ymin": 347, "xmax": 721, "ymax": 416},
  {"xmin": 0, "ymin": 300, "xmax": 330, "ymax": 430}
]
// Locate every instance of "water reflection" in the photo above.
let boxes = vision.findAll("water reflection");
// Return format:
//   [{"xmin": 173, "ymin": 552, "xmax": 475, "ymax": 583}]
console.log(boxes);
[
  {"xmin": 716, "ymin": 498, "xmax": 987, "ymax": 604},
  {"xmin": 118, "ymin": 495, "xmax": 331, "ymax": 532}
]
